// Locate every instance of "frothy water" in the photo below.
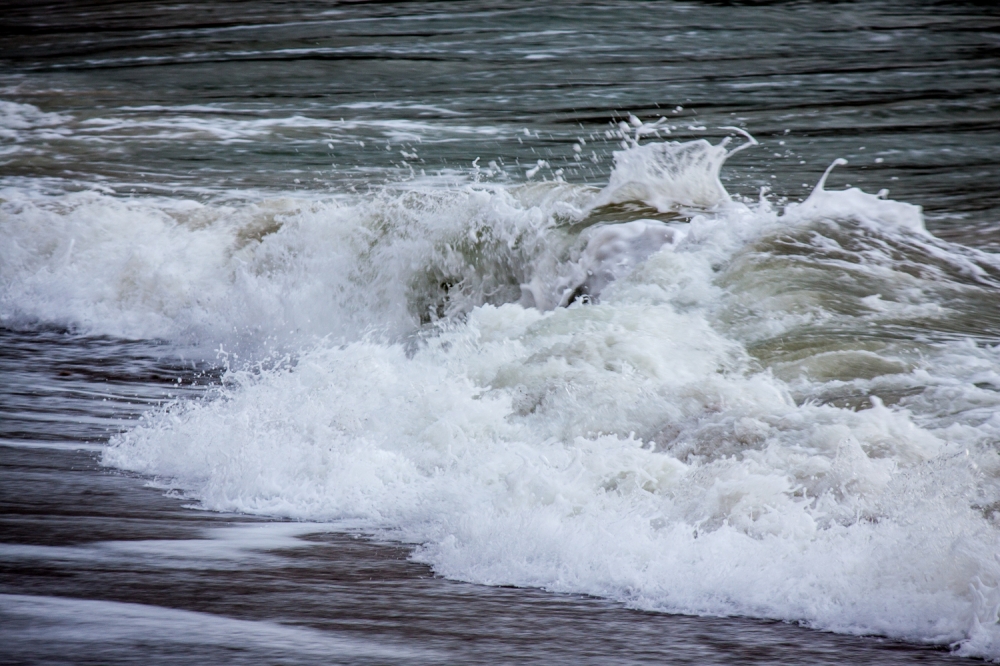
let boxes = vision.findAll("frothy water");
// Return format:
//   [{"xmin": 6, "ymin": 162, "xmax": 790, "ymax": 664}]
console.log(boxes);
[
  {"xmin": 6, "ymin": 135, "xmax": 998, "ymax": 653},
  {"xmin": 3, "ymin": 1, "xmax": 1000, "ymax": 660}
]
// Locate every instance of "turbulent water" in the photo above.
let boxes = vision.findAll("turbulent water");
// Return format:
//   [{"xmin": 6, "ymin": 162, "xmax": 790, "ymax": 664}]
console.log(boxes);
[{"xmin": 3, "ymin": 0, "xmax": 1000, "ymax": 661}]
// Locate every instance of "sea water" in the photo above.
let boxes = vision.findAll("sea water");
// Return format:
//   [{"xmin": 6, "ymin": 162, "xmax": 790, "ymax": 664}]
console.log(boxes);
[{"xmin": 3, "ymin": 1, "xmax": 1000, "ymax": 660}]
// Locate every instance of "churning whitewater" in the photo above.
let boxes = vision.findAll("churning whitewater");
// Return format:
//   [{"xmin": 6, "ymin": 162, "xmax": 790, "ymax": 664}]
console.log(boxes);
[{"xmin": 5, "ymin": 129, "xmax": 1000, "ymax": 656}]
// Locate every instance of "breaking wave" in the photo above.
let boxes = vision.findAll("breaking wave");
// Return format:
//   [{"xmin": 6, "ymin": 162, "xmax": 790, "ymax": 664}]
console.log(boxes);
[{"xmin": 6, "ymin": 134, "xmax": 1000, "ymax": 656}]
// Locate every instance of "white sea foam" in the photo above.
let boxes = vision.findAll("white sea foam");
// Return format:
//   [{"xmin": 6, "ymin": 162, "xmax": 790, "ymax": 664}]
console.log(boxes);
[
  {"xmin": 0, "ymin": 594, "xmax": 440, "ymax": 662},
  {"xmin": 0, "ymin": 101, "xmax": 73, "ymax": 147},
  {"xmin": 0, "ymin": 99, "xmax": 498, "ymax": 158},
  {"xmin": 0, "ymin": 185, "xmax": 564, "ymax": 343},
  {"xmin": 6, "ymin": 135, "xmax": 1000, "ymax": 656},
  {"xmin": 593, "ymin": 139, "xmax": 731, "ymax": 212},
  {"xmin": 60, "ymin": 109, "xmax": 499, "ymax": 146}
]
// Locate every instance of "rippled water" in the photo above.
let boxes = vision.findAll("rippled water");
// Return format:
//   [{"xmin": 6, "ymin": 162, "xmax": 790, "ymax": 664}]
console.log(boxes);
[{"xmin": 3, "ymin": 1, "xmax": 1000, "ymax": 662}]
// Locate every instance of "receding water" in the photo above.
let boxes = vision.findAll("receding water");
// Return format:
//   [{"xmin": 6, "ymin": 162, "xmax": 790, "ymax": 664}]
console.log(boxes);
[{"xmin": 2, "ymin": 1, "xmax": 1000, "ymax": 662}]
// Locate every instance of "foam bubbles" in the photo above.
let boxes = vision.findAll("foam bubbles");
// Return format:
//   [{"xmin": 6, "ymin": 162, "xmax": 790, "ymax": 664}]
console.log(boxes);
[
  {"xmin": 9, "ymin": 135, "xmax": 1000, "ymax": 656},
  {"xmin": 0, "ymin": 186, "xmax": 566, "ymax": 343},
  {"xmin": 106, "ymin": 281, "xmax": 1000, "ymax": 654},
  {"xmin": 593, "ymin": 139, "xmax": 732, "ymax": 212},
  {"xmin": 0, "ymin": 101, "xmax": 71, "ymax": 141}
]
